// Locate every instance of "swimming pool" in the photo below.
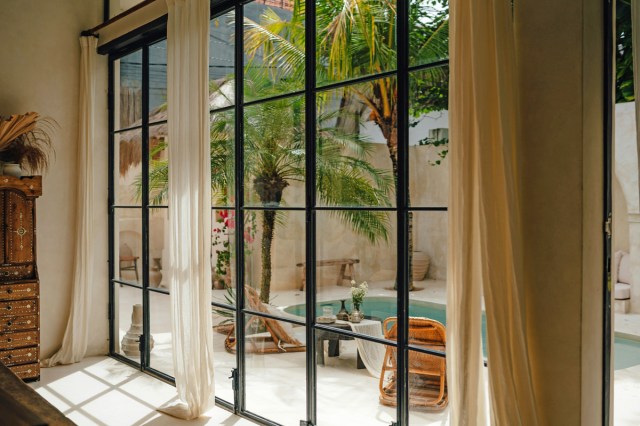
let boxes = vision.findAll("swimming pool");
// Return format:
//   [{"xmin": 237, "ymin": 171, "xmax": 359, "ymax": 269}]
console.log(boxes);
[
  {"xmin": 284, "ymin": 297, "xmax": 488, "ymax": 356},
  {"xmin": 285, "ymin": 297, "xmax": 640, "ymax": 370}
]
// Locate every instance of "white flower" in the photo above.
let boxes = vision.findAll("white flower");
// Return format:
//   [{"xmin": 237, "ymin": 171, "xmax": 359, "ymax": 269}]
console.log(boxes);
[{"xmin": 350, "ymin": 280, "xmax": 368, "ymax": 305}]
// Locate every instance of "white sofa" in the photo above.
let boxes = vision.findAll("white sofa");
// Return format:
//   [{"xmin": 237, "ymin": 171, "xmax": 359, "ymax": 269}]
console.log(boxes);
[{"xmin": 615, "ymin": 250, "xmax": 632, "ymax": 313}]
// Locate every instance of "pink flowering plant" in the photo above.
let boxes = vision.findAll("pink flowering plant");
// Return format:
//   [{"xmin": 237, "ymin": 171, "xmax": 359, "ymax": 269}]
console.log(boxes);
[{"xmin": 212, "ymin": 209, "xmax": 256, "ymax": 288}]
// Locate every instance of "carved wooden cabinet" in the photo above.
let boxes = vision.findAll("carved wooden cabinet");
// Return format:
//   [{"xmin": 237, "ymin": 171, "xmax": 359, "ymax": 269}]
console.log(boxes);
[{"xmin": 0, "ymin": 176, "xmax": 41, "ymax": 381}]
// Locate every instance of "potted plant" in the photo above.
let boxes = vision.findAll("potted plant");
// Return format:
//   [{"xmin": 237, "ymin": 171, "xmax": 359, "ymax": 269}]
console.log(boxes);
[{"xmin": 0, "ymin": 112, "xmax": 55, "ymax": 176}]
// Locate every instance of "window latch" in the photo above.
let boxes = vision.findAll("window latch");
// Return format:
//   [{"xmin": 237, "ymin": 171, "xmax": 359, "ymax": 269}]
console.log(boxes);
[{"xmin": 229, "ymin": 368, "xmax": 239, "ymax": 413}]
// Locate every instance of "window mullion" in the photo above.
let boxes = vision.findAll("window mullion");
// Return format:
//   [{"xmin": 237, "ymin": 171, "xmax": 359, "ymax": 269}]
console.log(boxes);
[{"xmin": 141, "ymin": 45, "xmax": 151, "ymax": 371}]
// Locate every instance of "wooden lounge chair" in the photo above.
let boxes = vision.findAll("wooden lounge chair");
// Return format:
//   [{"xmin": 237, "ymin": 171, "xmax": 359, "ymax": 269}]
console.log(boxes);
[
  {"xmin": 224, "ymin": 287, "xmax": 306, "ymax": 354},
  {"xmin": 378, "ymin": 317, "xmax": 447, "ymax": 411}
]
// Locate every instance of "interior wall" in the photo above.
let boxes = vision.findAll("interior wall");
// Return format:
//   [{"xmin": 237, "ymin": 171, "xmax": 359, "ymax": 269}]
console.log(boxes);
[
  {"xmin": 0, "ymin": 0, "xmax": 108, "ymax": 359},
  {"xmin": 516, "ymin": 0, "xmax": 604, "ymax": 424}
]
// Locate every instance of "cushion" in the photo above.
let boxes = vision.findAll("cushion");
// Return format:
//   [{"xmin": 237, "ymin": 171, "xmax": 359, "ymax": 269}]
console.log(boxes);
[
  {"xmin": 616, "ymin": 251, "xmax": 632, "ymax": 285},
  {"xmin": 615, "ymin": 282, "xmax": 631, "ymax": 300}
]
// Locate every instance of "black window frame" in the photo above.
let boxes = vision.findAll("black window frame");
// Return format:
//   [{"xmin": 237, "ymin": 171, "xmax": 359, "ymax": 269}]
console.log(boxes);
[{"xmin": 105, "ymin": 1, "xmax": 455, "ymax": 425}]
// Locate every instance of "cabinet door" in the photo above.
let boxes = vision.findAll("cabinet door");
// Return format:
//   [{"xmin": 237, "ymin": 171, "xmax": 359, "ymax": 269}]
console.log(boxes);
[
  {"xmin": 5, "ymin": 191, "xmax": 34, "ymax": 264},
  {"xmin": 0, "ymin": 192, "xmax": 5, "ymax": 264}
]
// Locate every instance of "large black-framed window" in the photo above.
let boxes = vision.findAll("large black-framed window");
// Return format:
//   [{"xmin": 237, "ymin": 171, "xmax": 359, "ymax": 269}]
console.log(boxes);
[{"xmin": 108, "ymin": 0, "xmax": 451, "ymax": 424}]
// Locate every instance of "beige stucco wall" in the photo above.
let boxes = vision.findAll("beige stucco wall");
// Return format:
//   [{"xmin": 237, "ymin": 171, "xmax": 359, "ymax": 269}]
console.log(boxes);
[
  {"xmin": 517, "ymin": 0, "xmax": 604, "ymax": 424},
  {"xmin": 614, "ymin": 176, "xmax": 630, "ymax": 255},
  {"xmin": 0, "ymin": 0, "xmax": 108, "ymax": 359}
]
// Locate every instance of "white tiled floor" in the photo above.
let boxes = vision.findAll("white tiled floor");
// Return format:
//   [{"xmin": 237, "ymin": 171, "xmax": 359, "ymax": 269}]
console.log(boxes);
[
  {"xmin": 31, "ymin": 357, "xmax": 255, "ymax": 426},
  {"xmin": 30, "ymin": 279, "xmax": 640, "ymax": 425}
]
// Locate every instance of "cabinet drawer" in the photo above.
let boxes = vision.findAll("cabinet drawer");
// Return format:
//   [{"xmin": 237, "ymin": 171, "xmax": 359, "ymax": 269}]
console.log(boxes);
[
  {"xmin": 0, "ymin": 330, "xmax": 38, "ymax": 349},
  {"xmin": 0, "ymin": 299, "xmax": 37, "ymax": 316},
  {"xmin": 0, "ymin": 330, "xmax": 39, "ymax": 349},
  {"xmin": 9, "ymin": 362, "xmax": 39, "ymax": 380},
  {"xmin": 0, "ymin": 315, "xmax": 37, "ymax": 332},
  {"xmin": 0, "ymin": 282, "xmax": 37, "ymax": 300},
  {"xmin": 0, "ymin": 264, "xmax": 34, "ymax": 281},
  {"xmin": 0, "ymin": 346, "xmax": 38, "ymax": 366}
]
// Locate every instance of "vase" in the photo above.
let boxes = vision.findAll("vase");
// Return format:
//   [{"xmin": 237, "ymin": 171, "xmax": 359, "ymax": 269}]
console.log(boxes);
[
  {"xmin": 349, "ymin": 304, "xmax": 364, "ymax": 323},
  {"xmin": 121, "ymin": 304, "xmax": 154, "ymax": 356},
  {"xmin": 412, "ymin": 251, "xmax": 431, "ymax": 281},
  {"xmin": 336, "ymin": 299, "xmax": 349, "ymax": 321},
  {"xmin": 3, "ymin": 163, "xmax": 21, "ymax": 177}
]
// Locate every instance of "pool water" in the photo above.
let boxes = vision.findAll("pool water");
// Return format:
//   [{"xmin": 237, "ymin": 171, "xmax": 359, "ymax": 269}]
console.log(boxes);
[
  {"xmin": 285, "ymin": 297, "xmax": 488, "ymax": 357},
  {"xmin": 615, "ymin": 335, "xmax": 640, "ymax": 370},
  {"xmin": 285, "ymin": 297, "xmax": 640, "ymax": 370}
]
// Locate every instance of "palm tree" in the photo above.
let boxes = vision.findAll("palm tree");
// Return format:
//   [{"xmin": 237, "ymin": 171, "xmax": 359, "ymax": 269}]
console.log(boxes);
[
  {"xmin": 244, "ymin": 0, "xmax": 449, "ymax": 289},
  {"xmin": 142, "ymin": 75, "xmax": 392, "ymax": 303},
  {"xmin": 243, "ymin": 92, "xmax": 392, "ymax": 302}
]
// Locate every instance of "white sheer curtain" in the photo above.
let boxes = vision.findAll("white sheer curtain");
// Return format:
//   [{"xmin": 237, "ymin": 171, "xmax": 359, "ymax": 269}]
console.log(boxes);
[
  {"xmin": 448, "ymin": 0, "xmax": 539, "ymax": 424},
  {"xmin": 42, "ymin": 35, "xmax": 97, "ymax": 368},
  {"xmin": 158, "ymin": 0, "xmax": 215, "ymax": 419}
]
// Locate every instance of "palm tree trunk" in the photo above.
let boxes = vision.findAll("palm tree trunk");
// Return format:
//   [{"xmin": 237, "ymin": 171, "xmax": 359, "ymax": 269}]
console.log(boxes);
[
  {"xmin": 259, "ymin": 210, "xmax": 276, "ymax": 303},
  {"xmin": 378, "ymin": 104, "xmax": 415, "ymax": 291}
]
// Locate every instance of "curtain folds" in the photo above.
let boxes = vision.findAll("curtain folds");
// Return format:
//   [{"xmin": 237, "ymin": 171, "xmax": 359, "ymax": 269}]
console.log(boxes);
[
  {"xmin": 158, "ymin": 0, "xmax": 214, "ymax": 419},
  {"xmin": 448, "ymin": 0, "xmax": 538, "ymax": 424},
  {"xmin": 42, "ymin": 36, "xmax": 97, "ymax": 368}
]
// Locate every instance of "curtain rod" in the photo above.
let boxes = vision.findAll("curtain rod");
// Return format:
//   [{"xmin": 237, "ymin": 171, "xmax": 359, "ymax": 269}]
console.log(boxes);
[
  {"xmin": 80, "ymin": 0, "xmax": 157, "ymax": 37},
  {"xmin": 80, "ymin": 30, "xmax": 99, "ymax": 38}
]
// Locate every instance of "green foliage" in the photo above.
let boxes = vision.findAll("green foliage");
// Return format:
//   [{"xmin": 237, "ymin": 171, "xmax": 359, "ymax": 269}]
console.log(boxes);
[
  {"xmin": 617, "ymin": 0, "xmax": 634, "ymax": 103},
  {"xmin": 417, "ymin": 134, "xmax": 448, "ymax": 166}
]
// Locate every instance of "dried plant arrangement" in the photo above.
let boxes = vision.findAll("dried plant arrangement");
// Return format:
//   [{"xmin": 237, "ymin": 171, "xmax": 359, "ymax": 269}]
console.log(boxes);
[{"xmin": 0, "ymin": 112, "xmax": 56, "ymax": 173}]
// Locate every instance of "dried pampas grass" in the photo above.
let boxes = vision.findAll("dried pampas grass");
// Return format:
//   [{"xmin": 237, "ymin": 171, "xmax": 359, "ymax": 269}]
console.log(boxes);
[{"xmin": 0, "ymin": 112, "xmax": 56, "ymax": 173}]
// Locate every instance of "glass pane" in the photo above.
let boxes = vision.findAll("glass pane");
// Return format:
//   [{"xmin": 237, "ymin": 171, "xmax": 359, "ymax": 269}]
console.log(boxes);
[
  {"xmin": 116, "ymin": 50, "xmax": 142, "ymax": 131},
  {"xmin": 316, "ymin": 336, "xmax": 395, "ymax": 425},
  {"xmin": 149, "ymin": 40, "xmax": 167, "ymax": 122},
  {"xmin": 316, "ymin": 78, "xmax": 396, "ymax": 208},
  {"xmin": 407, "ymin": 347, "xmax": 449, "ymax": 423},
  {"xmin": 243, "ymin": 0, "xmax": 304, "ymax": 102},
  {"xmin": 244, "ymin": 0, "xmax": 305, "ymax": 101},
  {"xmin": 244, "ymin": 96, "xmax": 305, "ymax": 207},
  {"xmin": 244, "ymin": 314, "xmax": 306, "ymax": 424},
  {"xmin": 409, "ymin": 0, "xmax": 449, "ymax": 67},
  {"xmin": 212, "ymin": 306, "xmax": 237, "ymax": 403},
  {"xmin": 148, "ymin": 208, "xmax": 168, "ymax": 289},
  {"xmin": 115, "ymin": 129, "xmax": 142, "ymax": 206},
  {"xmin": 409, "ymin": 66, "xmax": 449, "ymax": 207},
  {"xmin": 211, "ymin": 208, "xmax": 236, "ymax": 304},
  {"xmin": 316, "ymin": 0, "xmax": 396, "ymax": 86},
  {"xmin": 113, "ymin": 284, "xmax": 142, "ymax": 363},
  {"xmin": 114, "ymin": 208, "xmax": 142, "ymax": 285},
  {"xmin": 210, "ymin": 10, "xmax": 235, "ymax": 109},
  {"xmin": 316, "ymin": 210, "xmax": 396, "ymax": 323},
  {"xmin": 245, "ymin": 210, "xmax": 305, "ymax": 319},
  {"xmin": 148, "ymin": 124, "xmax": 169, "ymax": 206},
  {"xmin": 149, "ymin": 291, "xmax": 172, "ymax": 376},
  {"xmin": 211, "ymin": 110, "xmax": 235, "ymax": 207},
  {"xmin": 409, "ymin": 211, "xmax": 447, "ymax": 292}
]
